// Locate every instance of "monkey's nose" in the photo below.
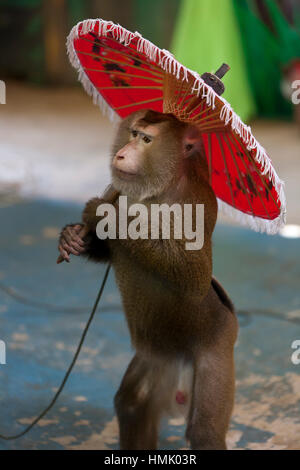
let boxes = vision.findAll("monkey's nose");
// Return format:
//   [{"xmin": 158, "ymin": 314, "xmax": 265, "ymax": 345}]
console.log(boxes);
[{"xmin": 116, "ymin": 154, "xmax": 125, "ymax": 160}]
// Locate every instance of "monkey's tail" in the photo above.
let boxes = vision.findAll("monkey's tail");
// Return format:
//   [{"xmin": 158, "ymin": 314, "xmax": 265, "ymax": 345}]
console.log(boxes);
[{"xmin": 211, "ymin": 276, "xmax": 235, "ymax": 313}]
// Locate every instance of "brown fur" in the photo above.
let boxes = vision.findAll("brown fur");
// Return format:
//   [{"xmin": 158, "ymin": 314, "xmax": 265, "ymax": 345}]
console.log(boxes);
[{"xmin": 58, "ymin": 110, "xmax": 238, "ymax": 450}]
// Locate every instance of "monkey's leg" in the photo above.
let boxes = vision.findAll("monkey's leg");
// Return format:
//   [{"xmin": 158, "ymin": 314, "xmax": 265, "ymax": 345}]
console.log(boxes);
[
  {"xmin": 186, "ymin": 343, "xmax": 236, "ymax": 450},
  {"xmin": 114, "ymin": 354, "xmax": 162, "ymax": 450}
]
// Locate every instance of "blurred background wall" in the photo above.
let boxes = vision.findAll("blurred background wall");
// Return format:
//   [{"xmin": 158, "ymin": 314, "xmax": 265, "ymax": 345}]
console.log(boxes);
[
  {"xmin": 0, "ymin": 0, "xmax": 299, "ymax": 120},
  {"xmin": 0, "ymin": 0, "xmax": 180, "ymax": 84},
  {"xmin": 0, "ymin": 0, "xmax": 299, "ymax": 217},
  {"xmin": 1, "ymin": 2, "xmax": 300, "ymax": 452}
]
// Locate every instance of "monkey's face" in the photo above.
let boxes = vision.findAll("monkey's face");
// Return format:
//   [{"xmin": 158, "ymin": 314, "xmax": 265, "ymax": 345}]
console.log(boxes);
[{"xmin": 111, "ymin": 110, "xmax": 186, "ymax": 200}]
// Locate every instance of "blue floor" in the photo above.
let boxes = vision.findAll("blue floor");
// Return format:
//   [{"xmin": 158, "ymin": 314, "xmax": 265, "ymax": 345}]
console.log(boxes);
[{"xmin": 0, "ymin": 200, "xmax": 300, "ymax": 450}]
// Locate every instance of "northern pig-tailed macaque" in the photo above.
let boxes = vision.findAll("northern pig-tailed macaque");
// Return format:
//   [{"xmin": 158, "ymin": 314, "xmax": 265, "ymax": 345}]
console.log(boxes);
[{"xmin": 58, "ymin": 110, "xmax": 238, "ymax": 450}]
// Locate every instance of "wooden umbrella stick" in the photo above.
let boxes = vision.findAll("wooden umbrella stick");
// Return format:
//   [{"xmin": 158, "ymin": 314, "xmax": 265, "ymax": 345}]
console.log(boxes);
[
  {"xmin": 215, "ymin": 63, "xmax": 230, "ymax": 79},
  {"xmin": 201, "ymin": 63, "xmax": 230, "ymax": 96}
]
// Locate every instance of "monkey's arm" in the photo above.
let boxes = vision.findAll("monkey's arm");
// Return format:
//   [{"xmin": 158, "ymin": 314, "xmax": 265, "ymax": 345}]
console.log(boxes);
[
  {"xmin": 81, "ymin": 197, "xmax": 111, "ymax": 263},
  {"xmin": 82, "ymin": 197, "xmax": 213, "ymax": 295},
  {"xmin": 58, "ymin": 223, "xmax": 111, "ymax": 263},
  {"xmin": 57, "ymin": 186, "xmax": 119, "ymax": 264},
  {"xmin": 80, "ymin": 186, "xmax": 120, "ymax": 263},
  {"xmin": 83, "ymin": 229, "xmax": 111, "ymax": 263},
  {"xmin": 82, "ymin": 185, "xmax": 119, "ymax": 230}
]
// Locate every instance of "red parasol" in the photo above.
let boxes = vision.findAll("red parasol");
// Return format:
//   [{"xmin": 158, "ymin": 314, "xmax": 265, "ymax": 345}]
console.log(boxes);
[{"xmin": 67, "ymin": 19, "xmax": 286, "ymax": 234}]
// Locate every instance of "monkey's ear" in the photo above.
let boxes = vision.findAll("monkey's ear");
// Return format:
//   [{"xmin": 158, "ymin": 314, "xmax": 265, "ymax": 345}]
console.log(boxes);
[{"xmin": 183, "ymin": 126, "xmax": 203, "ymax": 159}]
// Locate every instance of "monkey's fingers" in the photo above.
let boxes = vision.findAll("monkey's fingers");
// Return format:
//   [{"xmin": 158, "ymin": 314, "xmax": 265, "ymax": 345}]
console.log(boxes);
[
  {"xmin": 78, "ymin": 225, "xmax": 89, "ymax": 239},
  {"xmin": 57, "ymin": 225, "xmax": 89, "ymax": 265},
  {"xmin": 58, "ymin": 244, "xmax": 70, "ymax": 263},
  {"xmin": 65, "ymin": 226, "xmax": 85, "ymax": 247},
  {"xmin": 62, "ymin": 233, "xmax": 86, "ymax": 253},
  {"xmin": 60, "ymin": 238, "xmax": 83, "ymax": 256},
  {"xmin": 73, "ymin": 224, "xmax": 85, "ymax": 235}
]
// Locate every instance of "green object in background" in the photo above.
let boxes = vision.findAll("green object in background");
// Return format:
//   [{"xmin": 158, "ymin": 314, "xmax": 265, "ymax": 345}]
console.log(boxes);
[
  {"xmin": 133, "ymin": 0, "xmax": 180, "ymax": 50},
  {"xmin": 264, "ymin": 0, "xmax": 300, "ymax": 65},
  {"xmin": 171, "ymin": 0, "xmax": 256, "ymax": 122},
  {"xmin": 0, "ymin": 0, "xmax": 44, "ymax": 83},
  {"xmin": 67, "ymin": 0, "xmax": 88, "ymax": 28},
  {"xmin": 233, "ymin": 0, "xmax": 298, "ymax": 118}
]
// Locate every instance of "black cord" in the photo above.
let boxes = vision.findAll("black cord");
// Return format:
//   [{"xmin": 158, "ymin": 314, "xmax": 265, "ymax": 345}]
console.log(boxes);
[
  {"xmin": 0, "ymin": 279, "xmax": 119, "ymax": 314},
  {"xmin": 0, "ymin": 263, "xmax": 111, "ymax": 441},
  {"xmin": 1, "ymin": 280, "xmax": 297, "ymax": 324},
  {"xmin": 0, "ymin": 263, "xmax": 298, "ymax": 440}
]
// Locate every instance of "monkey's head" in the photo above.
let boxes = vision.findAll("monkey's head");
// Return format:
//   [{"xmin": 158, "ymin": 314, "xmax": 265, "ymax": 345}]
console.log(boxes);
[{"xmin": 111, "ymin": 110, "xmax": 205, "ymax": 200}]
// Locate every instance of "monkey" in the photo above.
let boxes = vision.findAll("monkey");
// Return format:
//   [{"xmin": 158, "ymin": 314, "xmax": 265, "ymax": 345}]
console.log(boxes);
[{"xmin": 58, "ymin": 109, "xmax": 238, "ymax": 450}]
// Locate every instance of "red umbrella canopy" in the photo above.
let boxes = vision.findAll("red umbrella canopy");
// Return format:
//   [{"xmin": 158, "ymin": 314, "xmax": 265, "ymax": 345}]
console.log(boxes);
[{"xmin": 67, "ymin": 19, "xmax": 286, "ymax": 234}]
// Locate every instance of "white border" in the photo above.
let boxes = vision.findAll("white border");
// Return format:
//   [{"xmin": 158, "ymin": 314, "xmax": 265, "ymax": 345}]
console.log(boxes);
[{"xmin": 66, "ymin": 18, "xmax": 286, "ymax": 235}]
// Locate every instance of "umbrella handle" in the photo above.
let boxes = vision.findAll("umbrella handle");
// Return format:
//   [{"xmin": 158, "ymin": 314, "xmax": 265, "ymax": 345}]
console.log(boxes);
[
  {"xmin": 201, "ymin": 63, "xmax": 230, "ymax": 96},
  {"xmin": 215, "ymin": 63, "xmax": 230, "ymax": 79}
]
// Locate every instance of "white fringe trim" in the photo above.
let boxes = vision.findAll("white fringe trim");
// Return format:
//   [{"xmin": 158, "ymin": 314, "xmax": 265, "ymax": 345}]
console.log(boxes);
[
  {"xmin": 66, "ymin": 18, "xmax": 286, "ymax": 234},
  {"xmin": 217, "ymin": 194, "xmax": 286, "ymax": 235}
]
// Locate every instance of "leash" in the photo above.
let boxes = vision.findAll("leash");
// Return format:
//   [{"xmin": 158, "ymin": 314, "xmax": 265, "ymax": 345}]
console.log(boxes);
[{"xmin": 0, "ymin": 263, "xmax": 111, "ymax": 440}]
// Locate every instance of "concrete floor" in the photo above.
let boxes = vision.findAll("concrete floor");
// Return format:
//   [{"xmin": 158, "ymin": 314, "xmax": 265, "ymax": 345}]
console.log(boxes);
[
  {"xmin": 0, "ymin": 200, "xmax": 300, "ymax": 450},
  {"xmin": 0, "ymin": 82, "xmax": 300, "ymax": 450},
  {"xmin": 0, "ymin": 81, "xmax": 114, "ymax": 203}
]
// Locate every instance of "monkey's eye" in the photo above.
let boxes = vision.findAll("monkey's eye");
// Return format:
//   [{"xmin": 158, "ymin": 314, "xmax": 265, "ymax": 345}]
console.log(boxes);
[
  {"xmin": 131, "ymin": 130, "xmax": 138, "ymax": 138},
  {"xmin": 186, "ymin": 144, "xmax": 194, "ymax": 151},
  {"xmin": 143, "ymin": 135, "xmax": 152, "ymax": 144}
]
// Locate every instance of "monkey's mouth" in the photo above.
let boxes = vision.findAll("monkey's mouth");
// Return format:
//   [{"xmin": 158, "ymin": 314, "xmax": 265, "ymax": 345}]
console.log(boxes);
[{"xmin": 113, "ymin": 168, "xmax": 138, "ymax": 180}]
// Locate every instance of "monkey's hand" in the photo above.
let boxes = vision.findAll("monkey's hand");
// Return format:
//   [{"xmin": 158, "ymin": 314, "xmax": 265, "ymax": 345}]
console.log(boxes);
[{"xmin": 57, "ymin": 224, "xmax": 87, "ymax": 263}]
